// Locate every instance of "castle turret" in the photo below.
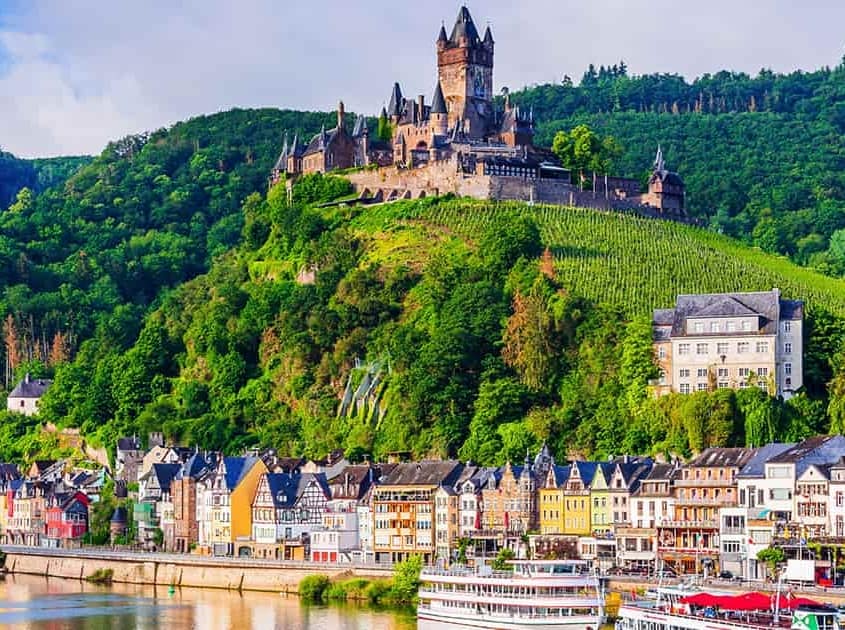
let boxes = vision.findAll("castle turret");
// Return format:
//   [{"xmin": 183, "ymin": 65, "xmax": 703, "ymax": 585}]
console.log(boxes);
[
  {"xmin": 387, "ymin": 82, "xmax": 404, "ymax": 122},
  {"xmin": 430, "ymin": 82, "xmax": 448, "ymax": 136},
  {"xmin": 437, "ymin": 6, "xmax": 493, "ymax": 138}
]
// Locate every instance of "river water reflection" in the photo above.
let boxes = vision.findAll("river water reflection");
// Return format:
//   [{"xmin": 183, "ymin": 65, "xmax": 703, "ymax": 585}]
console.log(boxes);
[{"xmin": 0, "ymin": 573, "xmax": 417, "ymax": 629}]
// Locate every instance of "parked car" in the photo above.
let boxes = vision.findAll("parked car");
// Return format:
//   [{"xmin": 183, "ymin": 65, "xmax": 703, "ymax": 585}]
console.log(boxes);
[{"xmin": 718, "ymin": 570, "xmax": 734, "ymax": 580}]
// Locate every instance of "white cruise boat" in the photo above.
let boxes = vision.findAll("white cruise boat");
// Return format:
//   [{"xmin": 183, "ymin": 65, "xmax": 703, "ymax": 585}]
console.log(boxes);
[
  {"xmin": 417, "ymin": 559, "xmax": 605, "ymax": 629},
  {"xmin": 616, "ymin": 586, "xmax": 839, "ymax": 630}
]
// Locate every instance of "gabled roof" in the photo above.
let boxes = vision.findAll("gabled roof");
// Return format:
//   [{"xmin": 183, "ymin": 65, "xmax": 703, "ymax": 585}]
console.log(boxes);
[
  {"xmin": 547, "ymin": 464, "xmax": 570, "ymax": 488},
  {"xmin": 150, "ymin": 463, "xmax": 181, "ymax": 494},
  {"xmin": 688, "ymin": 296, "xmax": 759, "ymax": 319},
  {"xmin": 797, "ymin": 463, "xmax": 831, "ymax": 482},
  {"xmin": 380, "ymin": 461, "xmax": 464, "ymax": 487},
  {"xmin": 570, "ymin": 461, "xmax": 599, "ymax": 485},
  {"xmin": 767, "ymin": 435, "xmax": 845, "ymax": 477},
  {"xmin": 663, "ymin": 290, "xmax": 800, "ymax": 338},
  {"xmin": 737, "ymin": 443, "xmax": 795, "ymax": 479},
  {"xmin": 222, "ymin": 456, "xmax": 248, "ymax": 490},
  {"xmin": 688, "ymin": 447, "xmax": 755, "ymax": 468},
  {"xmin": 9, "ymin": 374, "xmax": 51, "ymax": 399}
]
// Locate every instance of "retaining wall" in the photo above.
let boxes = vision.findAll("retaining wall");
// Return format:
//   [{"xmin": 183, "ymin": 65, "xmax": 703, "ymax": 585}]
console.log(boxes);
[{"xmin": 3, "ymin": 548, "xmax": 393, "ymax": 593}]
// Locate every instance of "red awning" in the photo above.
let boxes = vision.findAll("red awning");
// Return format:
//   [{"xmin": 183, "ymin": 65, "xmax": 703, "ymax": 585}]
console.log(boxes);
[
  {"xmin": 783, "ymin": 596, "xmax": 822, "ymax": 610},
  {"xmin": 680, "ymin": 593, "xmax": 725, "ymax": 607}
]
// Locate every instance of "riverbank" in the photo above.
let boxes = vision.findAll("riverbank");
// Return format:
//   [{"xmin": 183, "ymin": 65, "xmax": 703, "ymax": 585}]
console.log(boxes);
[
  {"xmin": 0, "ymin": 572, "xmax": 417, "ymax": 629},
  {"xmin": 1, "ymin": 546, "xmax": 393, "ymax": 594}
]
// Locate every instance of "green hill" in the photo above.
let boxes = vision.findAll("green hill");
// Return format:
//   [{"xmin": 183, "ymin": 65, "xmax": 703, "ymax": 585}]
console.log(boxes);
[
  {"xmin": 31, "ymin": 187, "xmax": 845, "ymax": 466},
  {"xmin": 360, "ymin": 199, "xmax": 845, "ymax": 317}
]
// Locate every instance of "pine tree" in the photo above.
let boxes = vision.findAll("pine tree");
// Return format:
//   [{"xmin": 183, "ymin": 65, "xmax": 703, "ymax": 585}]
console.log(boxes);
[{"xmin": 49, "ymin": 331, "xmax": 70, "ymax": 366}]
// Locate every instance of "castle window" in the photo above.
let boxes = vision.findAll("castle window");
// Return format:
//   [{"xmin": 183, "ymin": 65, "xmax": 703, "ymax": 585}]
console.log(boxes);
[
  {"xmin": 784, "ymin": 321, "xmax": 792, "ymax": 333},
  {"xmin": 784, "ymin": 342, "xmax": 793, "ymax": 354},
  {"xmin": 785, "ymin": 363, "xmax": 792, "ymax": 376}
]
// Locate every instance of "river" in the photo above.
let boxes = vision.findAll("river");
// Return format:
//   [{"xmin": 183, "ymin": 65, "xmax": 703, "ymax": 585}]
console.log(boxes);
[
  {"xmin": 0, "ymin": 573, "xmax": 615, "ymax": 629},
  {"xmin": 0, "ymin": 573, "xmax": 416, "ymax": 629}
]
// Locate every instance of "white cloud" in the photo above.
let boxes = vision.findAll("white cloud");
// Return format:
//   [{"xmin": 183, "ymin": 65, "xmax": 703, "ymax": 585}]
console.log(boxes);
[{"xmin": 1, "ymin": 1, "xmax": 844, "ymax": 157}]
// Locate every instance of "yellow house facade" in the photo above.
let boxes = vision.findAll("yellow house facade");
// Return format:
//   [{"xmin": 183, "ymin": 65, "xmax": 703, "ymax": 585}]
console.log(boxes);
[
  {"xmin": 563, "ymin": 461, "xmax": 595, "ymax": 536},
  {"xmin": 231, "ymin": 457, "xmax": 268, "ymax": 546},
  {"xmin": 539, "ymin": 466, "xmax": 569, "ymax": 535}
]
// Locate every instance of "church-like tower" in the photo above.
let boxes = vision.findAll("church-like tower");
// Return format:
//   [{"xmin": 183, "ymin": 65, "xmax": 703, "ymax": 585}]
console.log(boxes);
[{"xmin": 436, "ymin": 6, "xmax": 494, "ymax": 139}]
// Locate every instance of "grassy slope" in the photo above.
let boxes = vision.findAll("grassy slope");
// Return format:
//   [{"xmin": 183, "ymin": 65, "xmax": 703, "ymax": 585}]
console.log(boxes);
[{"xmin": 350, "ymin": 199, "xmax": 845, "ymax": 317}]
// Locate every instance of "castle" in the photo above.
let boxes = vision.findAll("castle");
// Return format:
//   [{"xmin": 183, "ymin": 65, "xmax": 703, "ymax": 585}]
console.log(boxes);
[{"xmin": 271, "ymin": 6, "xmax": 685, "ymax": 216}]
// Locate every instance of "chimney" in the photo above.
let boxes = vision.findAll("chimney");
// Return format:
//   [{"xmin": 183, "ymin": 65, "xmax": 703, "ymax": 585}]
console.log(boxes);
[
  {"xmin": 337, "ymin": 101, "xmax": 345, "ymax": 130},
  {"xmin": 418, "ymin": 95, "xmax": 425, "ymax": 122}
]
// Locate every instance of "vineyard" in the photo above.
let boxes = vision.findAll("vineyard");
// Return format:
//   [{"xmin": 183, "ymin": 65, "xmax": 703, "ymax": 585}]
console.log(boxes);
[{"xmin": 355, "ymin": 199, "xmax": 845, "ymax": 317}]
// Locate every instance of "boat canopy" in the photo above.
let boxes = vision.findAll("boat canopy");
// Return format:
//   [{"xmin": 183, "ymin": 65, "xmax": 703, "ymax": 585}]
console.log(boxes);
[{"xmin": 679, "ymin": 592, "xmax": 822, "ymax": 612}]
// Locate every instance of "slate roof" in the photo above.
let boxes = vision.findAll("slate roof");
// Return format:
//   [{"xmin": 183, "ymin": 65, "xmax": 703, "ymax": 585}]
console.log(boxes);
[
  {"xmin": 448, "ymin": 6, "xmax": 481, "ymax": 46},
  {"xmin": 387, "ymin": 82, "xmax": 404, "ymax": 118},
  {"xmin": 265, "ymin": 472, "xmax": 329, "ymax": 508},
  {"xmin": 431, "ymin": 83, "xmax": 447, "ymax": 115},
  {"xmin": 151, "ymin": 463, "xmax": 181, "ymax": 494},
  {"xmin": 661, "ymin": 290, "xmax": 802, "ymax": 338},
  {"xmin": 548, "ymin": 464, "xmax": 570, "ymax": 488},
  {"xmin": 329, "ymin": 464, "xmax": 374, "ymax": 500},
  {"xmin": 0, "ymin": 463, "xmax": 20, "ymax": 481},
  {"xmin": 9, "ymin": 375, "xmax": 52, "ymax": 399},
  {"xmin": 111, "ymin": 506, "xmax": 128, "ymax": 523},
  {"xmin": 117, "ymin": 437, "xmax": 141, "ymax": 451},
  {"xmin": 380, "ymin": 460, "xmax": 464, "ymax": 487},
  {"xmin": 688, "ymin": 447, "xmax": 756, "ymax": 468},
  {"xmin": 175, "ymin": 452, "xmax": 209, "ymax": 481},
  {"xmin": 571, "ymin": 461, "xmax": 599, "ymax": 486},
  {"xmin": 222, "ymin": 457, "xmax": 248, "ymax": 490},
  {"xmin": 737, "ymin": 442, "xmax": 796, "ymax": 479},
  {"xmin": 766, "ymin": 435, "xmax": 845, "ymax": 477}
]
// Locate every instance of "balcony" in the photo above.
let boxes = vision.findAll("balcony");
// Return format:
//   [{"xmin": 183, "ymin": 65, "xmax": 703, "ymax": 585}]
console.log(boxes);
[
  {"xmin": 659, "ymin": 520, "xmax": 718, "ymax": 529},
  {"xmin": 675, "ymin": 497, "xmax": 737, "ymax": 506},
  {"xmin": 674, "ymin": 478, "xmax": 737, "ymax": 488}
]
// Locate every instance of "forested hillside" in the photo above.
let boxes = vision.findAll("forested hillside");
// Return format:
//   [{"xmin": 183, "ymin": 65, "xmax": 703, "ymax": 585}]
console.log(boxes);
[
  {"xmin": 0, "ymin": 152, "xmax": 90, "ymax": 210},
  {"xmin": 28, "ymin": 182, "xmax": 845, "ymax": 466},
  {"xmin": 512, "ymin": 61, "xmax": 845, "ymax": 277},
  {"xmin": 0, "ymin": 109, "xmax": 335, "ymax": 390}
]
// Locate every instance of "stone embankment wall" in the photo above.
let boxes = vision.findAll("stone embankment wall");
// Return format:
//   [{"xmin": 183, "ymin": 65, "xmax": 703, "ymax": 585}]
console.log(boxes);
[{"xmin": 3, "ymin": 549, "xmax": 393, "ymax": 593}]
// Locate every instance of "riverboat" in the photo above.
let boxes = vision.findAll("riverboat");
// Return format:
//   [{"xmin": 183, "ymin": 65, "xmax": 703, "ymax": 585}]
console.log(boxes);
[
  {"xmin": 417, "ymin": 558, "xmax": 605, "ymax": 629},
  {"xmin": 615, "ymin": 586, "xmax": 839, "ymax": 630}
]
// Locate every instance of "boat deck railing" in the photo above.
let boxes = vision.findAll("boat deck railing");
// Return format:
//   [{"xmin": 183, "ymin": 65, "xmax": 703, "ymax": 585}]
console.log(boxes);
[{"xmin": 621, "ymin": 605, "xmax": 798, "ymax": 629}]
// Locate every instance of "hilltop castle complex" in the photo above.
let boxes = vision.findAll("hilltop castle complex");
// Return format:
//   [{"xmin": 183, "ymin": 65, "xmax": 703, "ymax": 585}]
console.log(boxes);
[{"xmin": 271, "ymin": 6, "xmax": 686, "ymax": 215}]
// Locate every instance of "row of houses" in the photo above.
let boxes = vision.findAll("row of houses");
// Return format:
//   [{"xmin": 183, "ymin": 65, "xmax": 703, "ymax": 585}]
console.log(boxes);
[
  {"xmin": 9, "ymin": 433, "xmax": 845, "ymax": 585},
  {"xmin": 0, "ymin": 460, "xmax": 103, "ymax": 547}
]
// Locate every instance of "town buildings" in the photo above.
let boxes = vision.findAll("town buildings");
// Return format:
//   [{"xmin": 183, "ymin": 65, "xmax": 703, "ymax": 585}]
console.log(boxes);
[{"xmin": 653, "ymin": 289, "xmax": 803, "ymax": 399}]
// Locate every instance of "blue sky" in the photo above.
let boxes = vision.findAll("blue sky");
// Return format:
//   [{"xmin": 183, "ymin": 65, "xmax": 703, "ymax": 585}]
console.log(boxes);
[{"xmin": 1, "ymin": 1, "xmax": 844, "ymax": 157}]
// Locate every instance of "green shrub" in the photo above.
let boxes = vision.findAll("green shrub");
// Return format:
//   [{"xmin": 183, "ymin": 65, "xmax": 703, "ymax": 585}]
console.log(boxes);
[
  {"xmin": 364, "ymin": 578, "xmax": 392, "ymax": 603},
  {"xmin": 85, "ymin": 568, "xmax": 114, "ymax": 584},
  {"xmin": 323, "ymin": 581, "xmax": 349, "ymax": 601},
  {"xmin": 298, "ymin": 574, "xmax": 330, "ymax": 601}
]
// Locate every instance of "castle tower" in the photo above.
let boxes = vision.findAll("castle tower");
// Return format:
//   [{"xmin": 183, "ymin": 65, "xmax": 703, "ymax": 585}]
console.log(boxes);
[
  {"xmin": 430, "ymin": 82, "xmax": 448, "ymax": 136},
  {"xmin": 436, "ymin": 6, "xmax": 494, "ymax": 139}
]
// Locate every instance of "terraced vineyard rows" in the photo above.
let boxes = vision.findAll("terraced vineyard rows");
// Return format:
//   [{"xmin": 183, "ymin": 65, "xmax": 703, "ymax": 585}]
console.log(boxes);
[{"xmin": 418, "ymin": 200, "xmax": 845, "ymax": 316}]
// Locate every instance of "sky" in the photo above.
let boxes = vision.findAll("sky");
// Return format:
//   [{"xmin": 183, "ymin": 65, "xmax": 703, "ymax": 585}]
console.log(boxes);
[{"xmin": 1, "ymin": 1, "xmax": 844, "ymax": 158}]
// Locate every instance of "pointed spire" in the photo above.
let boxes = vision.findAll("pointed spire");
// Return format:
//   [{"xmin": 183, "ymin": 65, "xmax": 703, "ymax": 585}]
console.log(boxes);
[
  {"xmin": 290, "ymin": 133, "xmax": 299, "ymax": 155},
  {"xmin": 431, "ymin": 83, "xmax": 447, "ymax": 115},
  {"xmin": 449, "ymin": 6, "xmax": 480, "ymax": 45},
  {"xmin": 437, "ymin": 22, "xmax": 448, "ymax": 44},
  {"xmin": 483, "ymin": 24, "xmax": 494, "ymax": 45},
  {"xmin": 654, "ymin": 144, "xmax": 665, "ymax": 172},
  {"xmin": 388, "ymin": 82, "xmax": 403, "ymax": 117},
  {"xmin": 319, "ymin": 124, "xmax": 327, "ymax": 149}
]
